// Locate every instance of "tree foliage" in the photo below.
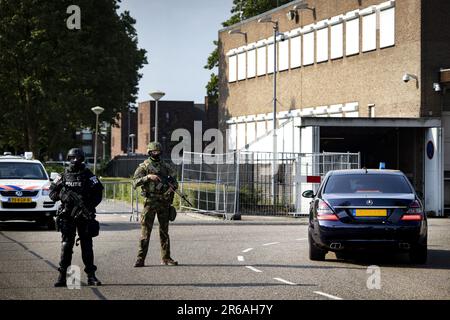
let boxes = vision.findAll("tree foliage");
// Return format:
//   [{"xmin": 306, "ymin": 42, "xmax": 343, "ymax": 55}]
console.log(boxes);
[
  {"xmin": 0, "ymin": 0, "xmax": 147, "ymax": 159},
  {"xmin": 204, "ymin": 0, "xmax": 291, "ymax": 102}
]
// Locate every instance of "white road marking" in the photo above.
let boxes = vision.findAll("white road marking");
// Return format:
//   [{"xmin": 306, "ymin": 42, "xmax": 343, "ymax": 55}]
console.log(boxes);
[
  {"xmin": 314, "ymin": 291, "xmax": 343, "ymax": 300},
  {"xmin": 296, "ymin": 238, "xmax": 307, "ymax": 241},
  {"xmin": 237, "ymin": 256, "xmax": 244, "ymax": 262},
  {"xmin": 121, "ymin": 215, "xmax": 127, "ymax": 218},
  {"xmin": 262, "ymin": 242, "xmax": 280, "ymax": 246},
  {"xmin": 245, "ymin": 266, "xmax": 262, "ymax": 273},
  {"xmin": 274, "ymin": 277, "xmax": 297, "ymax": 285},
  {"xmin": 242, "ymin": 248, "xmax": 253, "ymax": 253}
]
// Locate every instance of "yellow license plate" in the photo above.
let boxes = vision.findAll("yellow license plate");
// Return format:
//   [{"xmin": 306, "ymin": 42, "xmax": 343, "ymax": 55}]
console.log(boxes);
[
  {"xmin": 9, "ymin": 198, "xmax": 32, "ymax": 203},
  {"xmin": 355, "ymin": 209, "xmax": 387, "ymax": 217}
]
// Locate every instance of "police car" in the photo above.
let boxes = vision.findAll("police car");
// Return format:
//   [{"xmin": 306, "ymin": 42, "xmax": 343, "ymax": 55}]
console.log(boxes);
[{"xmin": 0, "ymin": 152, "xmax": 59, "ymax": 229}]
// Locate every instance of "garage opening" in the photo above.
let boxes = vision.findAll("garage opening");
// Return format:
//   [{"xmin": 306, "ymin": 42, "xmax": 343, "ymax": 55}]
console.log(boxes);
[{"xmin": 319, "ymin": 126, "xmax": 424, "ymax": 194}]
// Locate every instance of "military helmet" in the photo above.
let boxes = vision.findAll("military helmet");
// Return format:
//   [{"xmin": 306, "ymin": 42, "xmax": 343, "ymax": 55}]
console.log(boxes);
[
  {"xmin": 66, "ymin": 148, "xmax": 85, "ymax": 162},
  {"xmin": 147, "ymin": 142, "xmax": 162, "ymax": 153}
]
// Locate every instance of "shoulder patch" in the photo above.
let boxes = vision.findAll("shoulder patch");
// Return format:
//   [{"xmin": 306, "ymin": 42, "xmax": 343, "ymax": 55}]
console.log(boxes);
[{"xmin": 90, "ymin": 176, "xmax": 99, "ymax": 184}]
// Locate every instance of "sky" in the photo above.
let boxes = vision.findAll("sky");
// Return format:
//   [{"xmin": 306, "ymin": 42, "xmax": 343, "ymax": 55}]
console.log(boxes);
[{"xmin": 117, "ymin": 0, "xmax": 234, "ymax": 104}]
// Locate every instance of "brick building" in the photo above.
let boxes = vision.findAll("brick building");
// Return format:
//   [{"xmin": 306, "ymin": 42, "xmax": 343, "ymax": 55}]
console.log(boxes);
[
  {"xmin": 111, "ymin": 98, "xmax": 218, "ymax": 159},
  {"xmin": 218, "ymin": 0, "xmax": 450, "ymax": 215}
]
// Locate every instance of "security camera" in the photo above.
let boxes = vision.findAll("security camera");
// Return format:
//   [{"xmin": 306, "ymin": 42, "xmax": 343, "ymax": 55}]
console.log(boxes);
[{"xmin": 402, "ymin": 73, "xmax": 411, "ymax": 83}]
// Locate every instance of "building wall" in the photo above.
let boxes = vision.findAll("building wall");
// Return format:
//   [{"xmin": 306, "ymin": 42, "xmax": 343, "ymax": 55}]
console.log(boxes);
[
  {"xmin": 421, "ymin": 0, "xmax": 450, "ymax": 117},
  {"xmin": 136, "ymin": 100, "xmax": 204, "ymax": 157},
  {"xmin": 111, "ymin": 111, "xmax": 138, "ymax": 158},
  {"xmin": 111, "ymin": 122, "xmax": 122, "ymax": 158},
  {"xmin": 218, "ymin": 0, "xmax": 423, "ymax": 135}
]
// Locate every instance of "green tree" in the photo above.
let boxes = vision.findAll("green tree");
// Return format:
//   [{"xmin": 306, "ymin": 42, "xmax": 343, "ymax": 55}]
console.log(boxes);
[
  {"xmin": 0, "ymin": 0, "xmax": 147, "ymax": 159},
  {"xmin": 204, "ymin": 0, "xmax": 291, "ymax": 103}
]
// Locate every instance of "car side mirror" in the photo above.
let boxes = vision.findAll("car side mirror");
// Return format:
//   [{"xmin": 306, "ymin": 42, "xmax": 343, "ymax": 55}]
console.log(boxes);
[
  {"xmin": 302, "ymin": 190, "xmax": 315, "ymax": 198},
  {"xmin": 50, "ymin": 172, "xmax": 58, "ymax": 181}
]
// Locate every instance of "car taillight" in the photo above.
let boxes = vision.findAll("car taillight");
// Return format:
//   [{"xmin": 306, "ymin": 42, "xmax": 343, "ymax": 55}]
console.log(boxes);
[
  {"xmin": 401, "ymin": 200, "xmax": 423, "ymax": 221},
  {"xmin": 317, "ymin": 200, "xmax": 339, "ymax": 221}
]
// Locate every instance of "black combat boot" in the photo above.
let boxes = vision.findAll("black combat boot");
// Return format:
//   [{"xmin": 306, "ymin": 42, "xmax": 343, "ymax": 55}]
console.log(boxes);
[
  {"xmin": 54, "ymin": 270, "xmax": 67, "ymax": 287},
  {"xmin": 87, "ymin": 272, "xmax": 102, "ymax": 286},
  {"xmin": 134, "ymin": 258, "xmax": 145, "ymax": 267},
  {"xmin": 161, "ymin": 258, "xmax": 178, "ymax": 266}
]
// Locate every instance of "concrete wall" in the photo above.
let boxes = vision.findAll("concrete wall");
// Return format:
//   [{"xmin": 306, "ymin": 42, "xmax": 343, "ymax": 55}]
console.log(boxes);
[{"xmin": 218, "ymin": 0, "xmax": 424, "ymax": 135}]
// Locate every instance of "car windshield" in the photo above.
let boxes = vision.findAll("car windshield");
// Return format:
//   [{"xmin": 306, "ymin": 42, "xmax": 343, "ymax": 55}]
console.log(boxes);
[
  {"xmin": 324, "ymin": 174, "xmax": 413, "ymax": 194},
  {"xmin": 0, "ymin": 162, "xmax": 48, "ymax": 180}
]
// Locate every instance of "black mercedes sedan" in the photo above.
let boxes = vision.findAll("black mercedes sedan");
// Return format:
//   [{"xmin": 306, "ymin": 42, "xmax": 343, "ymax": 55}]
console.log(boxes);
[{"xmin": 302, "ymin": 169, "xmax": 428, "ymax": 264}]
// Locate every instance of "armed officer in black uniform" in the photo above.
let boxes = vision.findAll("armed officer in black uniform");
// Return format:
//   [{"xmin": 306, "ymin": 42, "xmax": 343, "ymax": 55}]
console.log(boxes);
[{"xmin": 49, "ymin": 148, "xmax": 103, "ymax": 287}]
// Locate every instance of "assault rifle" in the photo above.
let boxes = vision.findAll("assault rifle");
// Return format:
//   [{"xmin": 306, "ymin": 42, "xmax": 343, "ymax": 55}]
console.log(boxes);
[
  {"xmin": 155, "ymin": 175, "xmax": 194, "ymax": 208},
  {"xmin": 60, "ymin": 188, "xmax": 94, "ymax": 220}
]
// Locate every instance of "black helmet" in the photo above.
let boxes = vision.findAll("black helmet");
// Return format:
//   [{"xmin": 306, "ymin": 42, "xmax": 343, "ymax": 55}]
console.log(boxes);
[{"xmin": 66, "ymin": 148, "xmax": 85, "ymax": 162}]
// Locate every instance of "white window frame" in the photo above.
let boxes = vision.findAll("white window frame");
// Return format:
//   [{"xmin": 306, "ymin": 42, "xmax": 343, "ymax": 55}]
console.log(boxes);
[
  {"xmin": 247, "ymin": 47, "xmax": 256, "ymax": 78},
  {"xmin": 228, "ymin": 54, "xmax": 237, "ymax": 82},
  {"xmin": 237, "ymin": 49, "xmax": 246, "ymax": 80},
  {"xmin": 379, "ymin": 4, "xmax": 395, "ymax": 48},
  {"xmin": 302, "ymin": 25, "xmax": 315, "ymax": 66},
  {"xmin": 330, "ymin": 16, "xmax": 344, "ymax": 60},
  {"xmin": 361, "ymin": 7, "xmax": 377, "ymax": 52},
  {"xmin": 316, "ymin": 20, "xmax": 329, "ymax": 63},
  {"xmin": 256, "ymin": 41, "xmax": 267, "ymax": 76},
  {"xmin": 345, "ymin": 11, "xmax": 360, "ymax": 56},
  {"xmin": 267, "ymin": 39, "xmax": 275, "ymax": 74},
  {"xmin": 278, "ymin": 38, "xmax": 289, "ymax": 71},
  {"xmin": 290, "ymin": 34, "xmax": 301, "ymax": 69}
]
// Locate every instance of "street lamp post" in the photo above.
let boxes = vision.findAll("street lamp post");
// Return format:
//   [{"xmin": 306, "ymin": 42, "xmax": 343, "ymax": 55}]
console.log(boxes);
[
  {"xmin": 149, "ymin": 91, "xmax": 165, "ymax": 142},
  {"xmin": 91, "ymin": 106, "xmax": 104, "ymax": 175},
  {"xmin": 258, "ymin": 16, "xmax": 279, "ymax": 206},
  {"xmin": 127, "ymin": 106, "xmax": 136, "ymax": 154},
  {"xmin": 129, "ymin": 134, "xmax": 136, "ymax": 154}
]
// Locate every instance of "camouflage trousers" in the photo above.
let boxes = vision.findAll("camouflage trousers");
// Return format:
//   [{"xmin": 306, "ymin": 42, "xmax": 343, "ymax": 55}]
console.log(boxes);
[{"xmin": 137, "ymin": 203, "xmax": 171, "ymax": 261}]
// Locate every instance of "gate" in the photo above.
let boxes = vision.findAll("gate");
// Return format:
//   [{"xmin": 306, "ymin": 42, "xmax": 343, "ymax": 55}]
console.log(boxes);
[{"xmin": 179, "ymin": 151, "xmax": 360, "ymax": 217}]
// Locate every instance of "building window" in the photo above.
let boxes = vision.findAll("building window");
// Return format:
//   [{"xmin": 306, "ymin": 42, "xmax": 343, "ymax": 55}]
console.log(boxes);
[
  {"xmin": 145, "ymin": 133, "xmax": 149, "ymax": 145},
  {"xmin": 290, "ymin": 35, "xmax": 301, "ymax": 69},
  {"xmin": 345, "ymin": 16, "xmax": 359, "ymax": 56},
  {"xmin": 228, "ymin": 55, "xmax": 237, "ymax": 82},
  {"xmin": 267, "ymin": 42, "xmax": 275, "ymax": 74},
  {"xmin": 237, "ymin": 51, "xmax": 246, "ymax": 80},
  {"xmin": 362, "ymin": 10, "xmax": 377, "ymax": 52},
  {"xmin": 302, "ymin": 30, "xmax": 314, "ymax": 66},
  {"xmin": 82, "ymin": 132, "xmax": 92, "ymax": 141},
  {"xmin": 139, "ymin": 113, "xmax": 143, "ymax": 125},
  {"xmin": 165, "ymin": 112, "xmax": 170, "ymax": 122},
  {"xmin": 256, "ymin": 44, "xmax": 266, "ymax": 76},
  {"xmin": 278, "ymin": 39, "xmax": 289, "ymax": 71},
  {"xmin": 112, "ymin": 137, "xmax": 115, "ymax": 147},
  {"xmin": 380, "ymin": 6, "xmax": 395, "ymax": 48},
  {"xmin": 330, "ymin": 19, "xmax": 343, "ymax": 59},
  {"xmin": 316, "ymin": 22, "xmax": 329, "ymax": 63},
  {"xmin": 247, "ymin": 48, "xmax": 256, "ymax": 78}
]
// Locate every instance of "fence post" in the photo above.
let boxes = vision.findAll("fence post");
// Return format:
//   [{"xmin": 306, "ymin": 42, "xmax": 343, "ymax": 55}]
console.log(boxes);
[
  {"xmin": 180, "ymin": 151, "xmax": 185, "ymax": 210},
  {"xmin": 233, "ymin": 151, "xmax": 240, "ymax": 217},
  {"xmin": 197, "ymin": 154, "xmax": 202, "ymax": 211}
]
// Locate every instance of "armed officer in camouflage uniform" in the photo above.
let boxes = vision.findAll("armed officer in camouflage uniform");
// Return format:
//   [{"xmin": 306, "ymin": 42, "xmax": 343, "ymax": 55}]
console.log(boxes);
[
  {"xmin": 133, "ymin": 142, "xmax": 179, "ymax": 267},
  {"xmin": 49, "ymin": 148, "xmax": 103, "ymax": 287}
]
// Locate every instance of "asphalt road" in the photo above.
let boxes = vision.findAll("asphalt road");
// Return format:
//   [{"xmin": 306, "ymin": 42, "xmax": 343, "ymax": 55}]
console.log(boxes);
[{"xmin": 0, "ymin": 212, "xmax": 449, "ymax": 300}]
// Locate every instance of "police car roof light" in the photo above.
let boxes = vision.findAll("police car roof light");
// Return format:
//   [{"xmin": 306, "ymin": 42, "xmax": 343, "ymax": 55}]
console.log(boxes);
[{"xmin": 24, "ymin": 152, "xmax": 33, "ymax": 160}]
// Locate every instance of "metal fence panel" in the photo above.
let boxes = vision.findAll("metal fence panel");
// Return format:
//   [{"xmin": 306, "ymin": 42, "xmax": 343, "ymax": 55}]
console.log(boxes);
[{"xmin": 179, "ymin": 151, "xmax": 360, "ymax": 217}]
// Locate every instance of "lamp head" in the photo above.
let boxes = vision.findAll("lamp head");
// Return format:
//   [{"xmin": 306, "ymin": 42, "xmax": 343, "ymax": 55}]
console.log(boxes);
[
  {"xmin": 91, "ymin": 106, "xmax": 104, "ymax": 115},
  {"xmin": 150, "ymin": 91, "xmax": 165, "ymax": 101}
]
